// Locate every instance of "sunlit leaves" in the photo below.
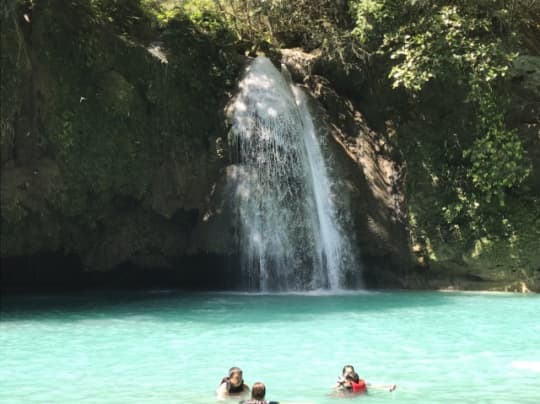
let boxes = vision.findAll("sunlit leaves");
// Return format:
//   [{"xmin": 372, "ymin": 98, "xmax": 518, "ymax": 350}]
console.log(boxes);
[
  {"xmin": 351, "ymin": 0, "xmax": 531, "ymax": 209},
  {"xmin": 378, "ymin": 3, "xmax": 517, "ymax": 92},
  {"xmin": 350, "ymin": 0, "xmax": 383, "ymax": 43}
]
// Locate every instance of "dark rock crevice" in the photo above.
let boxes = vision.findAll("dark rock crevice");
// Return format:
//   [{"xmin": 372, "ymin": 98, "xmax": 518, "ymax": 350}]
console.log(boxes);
[{"xmin": 1, "ymin": 251, "xmax": 241, "ymax": 293}]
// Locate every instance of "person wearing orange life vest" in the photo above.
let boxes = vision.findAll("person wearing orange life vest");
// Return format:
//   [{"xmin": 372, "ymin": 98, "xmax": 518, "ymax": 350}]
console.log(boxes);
[
  {"xmin": 335, "ymin": 372, "xmax": 367, "ymax": 394},
  {"xmin": 349, "ymin": 373, "xmax": 368, "ymax": 393}
]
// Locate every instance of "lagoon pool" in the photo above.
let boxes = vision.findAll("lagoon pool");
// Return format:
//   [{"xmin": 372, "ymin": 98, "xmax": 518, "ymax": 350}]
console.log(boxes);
[{"xmin": 1, "ymin": 290, "xmax": 539, "ymax": 403}]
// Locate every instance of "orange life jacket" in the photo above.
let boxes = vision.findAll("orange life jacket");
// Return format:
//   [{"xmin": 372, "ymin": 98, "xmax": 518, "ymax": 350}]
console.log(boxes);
[{"xmin": 351, "ymin": 379, "xmax": 367, "ymax": 393}]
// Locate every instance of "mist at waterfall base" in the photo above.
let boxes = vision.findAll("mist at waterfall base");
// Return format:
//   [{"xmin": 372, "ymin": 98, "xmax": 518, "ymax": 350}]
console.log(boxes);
[
  {"xmin": 229, "ymin": 57, "xmax": 359, "ymax": 291},
  {"xmin": 2, "ymin": 291, "xmax": 539, "ymax": 403}
]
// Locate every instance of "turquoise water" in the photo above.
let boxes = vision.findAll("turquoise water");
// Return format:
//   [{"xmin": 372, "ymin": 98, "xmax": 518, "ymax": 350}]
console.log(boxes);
[{"xmin": 1, "ymin": 290, "xmax": 539, "ymax": 403}]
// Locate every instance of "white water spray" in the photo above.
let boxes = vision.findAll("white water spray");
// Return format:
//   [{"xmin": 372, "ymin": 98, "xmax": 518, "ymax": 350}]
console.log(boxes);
[{"xmin": 230, "ymin": 57, "xmax": 358, "ymax": 291}]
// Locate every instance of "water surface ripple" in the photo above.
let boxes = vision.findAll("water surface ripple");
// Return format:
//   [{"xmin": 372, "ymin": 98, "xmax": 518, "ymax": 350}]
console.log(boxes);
[{"xmin": 1, "ymin": 291, "xmax": 539, "ymax": 403}]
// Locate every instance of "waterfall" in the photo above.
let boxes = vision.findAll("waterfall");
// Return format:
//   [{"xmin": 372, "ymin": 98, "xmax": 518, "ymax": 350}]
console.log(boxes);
[{"xmin": 230, "ymin": 56, "xmax": 358, "ymax": 291}]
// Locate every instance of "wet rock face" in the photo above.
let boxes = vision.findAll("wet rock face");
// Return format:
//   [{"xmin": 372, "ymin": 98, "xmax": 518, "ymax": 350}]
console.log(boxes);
[
  {"xmin": 509, "ymin": 55, "xmax": 540, "ymax": 195},
  {"xmin": 302, "ymin": 75, "xmax": 410, "ymax": 287},
  {"xmin": 281, "ymin": 48, "xmax": 410, "ymax": 287},
  {"xmin": 281, "ymin": 48, "xmax": 368, "ymax": 99}
]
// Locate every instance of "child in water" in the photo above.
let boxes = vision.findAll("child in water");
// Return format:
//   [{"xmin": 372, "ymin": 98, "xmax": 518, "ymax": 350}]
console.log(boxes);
[{"xmin": 239, "ymin": 382, "xmax": 279, "ymax": 404}]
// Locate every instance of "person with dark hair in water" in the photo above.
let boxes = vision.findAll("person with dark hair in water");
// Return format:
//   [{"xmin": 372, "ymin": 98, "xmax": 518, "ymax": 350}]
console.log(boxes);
[
  {"xmin": 342, "ymin": 365, "xmax": 355, "ymax": 377},
  {"xmin": 333, "ymin": 364, "xmax": 356, "ymax": 390},
  {"xmin": 343, "ymin": 372, "xmax": 367, "ymax": 394},
  {"xmin": 334, "ymin": 365, "xmax": 397, "ymax": 394},
  {"xmin": 217, "ymin": 367, "xmax": 250, "ymax": 399},
  {"xmin": 239, "ymin": 382, "xmax": 279, "ymax": 404}
]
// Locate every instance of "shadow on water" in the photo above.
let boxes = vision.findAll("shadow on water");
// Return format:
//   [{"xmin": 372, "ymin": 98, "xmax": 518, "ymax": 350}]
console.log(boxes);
[{"xmin": 0, "ymin": 289, "xmax": 457, "ymax": 323}]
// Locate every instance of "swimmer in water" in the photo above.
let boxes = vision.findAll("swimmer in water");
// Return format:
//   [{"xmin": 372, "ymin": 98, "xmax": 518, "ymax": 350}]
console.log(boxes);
[
  {"xmin": 334, "ymin": 372, "xmax": 367, "ymax": 396},
  {"xmin": 239, "ymin": 382, "xmax": 279, "ymax": 404},
  {"xmin": 332, "ymin": 364, "xmax": 356, "ymax": 390},
  {"xmin": 217, "ymin": 367, "xmax": 250, "ymax": 399},
  {"xmin": 334, "ymin": 365, "xmax": 397, "ymax": 394}
]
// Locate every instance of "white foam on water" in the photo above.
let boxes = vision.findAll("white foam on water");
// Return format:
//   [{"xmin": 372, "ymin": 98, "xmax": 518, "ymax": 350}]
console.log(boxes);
[
  {"xmin": 215, "ymin": 289, "xmax": 377, "ymax": 297},
  {"xmin": 511, "ymin": 361, "xmax": 540, "ymax": 372}
]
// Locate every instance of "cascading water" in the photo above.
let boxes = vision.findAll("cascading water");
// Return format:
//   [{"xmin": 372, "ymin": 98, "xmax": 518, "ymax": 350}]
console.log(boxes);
[{"xmin": 230, "ymin": 57, "xmax": 358, "ymax": 291}]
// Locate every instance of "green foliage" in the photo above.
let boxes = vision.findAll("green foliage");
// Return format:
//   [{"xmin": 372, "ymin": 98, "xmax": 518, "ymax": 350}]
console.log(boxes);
[
  {"xmin": 350, "ymin": 0, "xmax": 533, "ymax": 222},
  {"xmin": 350, "ymin": 1, "xmax": 519, "ymax": 90},
  {"xmin": 467, "ymin": 127, "xmax": 528, "ymax": 204},
  {"xmin": 349, "ymin": 1, "xmax": 539, "ymax": 272},
  {"xmin": 145, "ymin": 1, "xmax": 352, "ymax": 52},
  {"xmin": 142, "ymin": 0, "xmax": 231, "ymax": 38},
  {"xmin": 182, "ymin": 0, "xmax": 225, "ymax": 33},
  {"xmin": 350, "ymin": 0, "xmax": 383, "ymax": 43},
  {"xmin": 466, "ymin": 85, "xmax": 531, "ymax": 205},
  {"xmin": 385, "ymin": 4, "xmax": 515, "ymax": 91},
  {"xmin": 0, "ymin": 0, "xmax": 236, "ymax": 222}
]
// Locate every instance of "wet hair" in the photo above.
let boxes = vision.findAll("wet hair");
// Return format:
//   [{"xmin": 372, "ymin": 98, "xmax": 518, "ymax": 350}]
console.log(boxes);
[
  {"xmin": 343, "ymin": 372, "xmax": 360, "ymax": 391},
  {"xmin": 219, "ymin": 367, "xmax": 245, "ymax": 393},
  {"xmin": 251, "ymin": 382, "xmax": 266, "ymax": 400},
  {"xmin": 345, "ymin": 373, "xmax": 360, "ymax": 382},
  {"xmin": 229, "ymin": 367, "xmax": 243, "ymax": 378},
  {"xmin": 342, "ymin": 365, "xmax": 355, "ymax": 375}
]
